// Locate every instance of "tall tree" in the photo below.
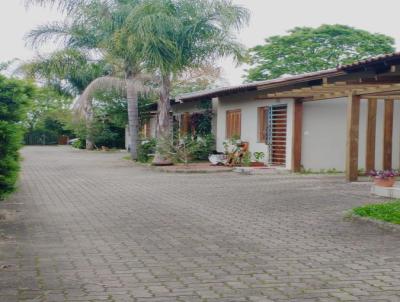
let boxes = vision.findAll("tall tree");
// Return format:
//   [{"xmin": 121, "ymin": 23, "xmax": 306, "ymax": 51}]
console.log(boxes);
[
  {"xmin": 126, "ymin": 0, "xmax": 249, "ymax": 165},
  {"xmin": 25, "ymin": 0, "xmax": 148, "ymax": 158},
  {"xmin": 245, "ymin": 25, "xmax": 396, "ymax": 82}
]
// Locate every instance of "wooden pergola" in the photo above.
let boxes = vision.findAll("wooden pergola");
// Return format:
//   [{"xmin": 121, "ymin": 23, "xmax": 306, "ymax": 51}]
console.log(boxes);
[{"xmin": 254, "ymin": 54, "xmax": 400, "ymax": 181}]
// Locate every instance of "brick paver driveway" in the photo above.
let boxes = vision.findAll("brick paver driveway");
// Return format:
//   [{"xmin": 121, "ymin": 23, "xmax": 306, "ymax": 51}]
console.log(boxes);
[{"xmin": 1, "ymin": 146, "xmax": 400, "ymax": 302}]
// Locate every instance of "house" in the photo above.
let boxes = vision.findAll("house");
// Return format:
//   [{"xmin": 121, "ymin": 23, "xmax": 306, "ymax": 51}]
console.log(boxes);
[{"xmin": 172, "ymin": 52, "xmax": 400, "ymax": 181}]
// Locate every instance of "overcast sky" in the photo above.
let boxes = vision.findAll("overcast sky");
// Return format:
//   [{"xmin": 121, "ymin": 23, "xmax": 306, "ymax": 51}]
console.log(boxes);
[{"xmin": 1, "ymin": 0, "xmax": 400, "ymax": 85}]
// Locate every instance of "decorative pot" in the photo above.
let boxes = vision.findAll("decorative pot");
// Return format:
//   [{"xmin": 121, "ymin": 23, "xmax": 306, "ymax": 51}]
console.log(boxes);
[
  {"xmin": 250, "ymin": 162, "xmax": 265, "ymax": 167},
  {"xmin": 374, "ymin": 177, "xmax": 395, "ymax": 187}
]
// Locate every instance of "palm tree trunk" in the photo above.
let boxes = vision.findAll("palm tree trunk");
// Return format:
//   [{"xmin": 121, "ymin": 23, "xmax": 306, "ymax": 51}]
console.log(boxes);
[
  {"xmin": 152, "ymin": 74, "xmax": 173, "ymax": 165},
  {"xmin": 85, "ymin": 98, "xmax": 95, "ymax": 150},
  {"xmin": 126, "ymin": 78, "xmax": 139, "ymax": 160}
]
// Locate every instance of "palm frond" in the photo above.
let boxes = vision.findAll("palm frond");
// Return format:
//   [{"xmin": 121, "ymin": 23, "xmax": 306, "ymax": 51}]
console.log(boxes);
[
  {"xmin": 74, "ymin": 76, "xmax": 126, "ymax": 117},
  {"xmin": 24, "ymin": 0, "xmax": 92, "ymax": 14},
  {"xmin": 25, "ymin": 21, "xmax": 74, "ymax": 48}
]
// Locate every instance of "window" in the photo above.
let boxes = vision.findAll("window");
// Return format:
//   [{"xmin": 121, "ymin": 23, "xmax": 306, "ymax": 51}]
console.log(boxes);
[
  {"xmin": 141, "ymin": 120, "xmax": 151, "ymax": 138},
  {"xmin": 258, "ymin": 106, "xmax": 268, "ymax": 143},
  {"xmin": 226, "ymin": 109, "xmax": 241, "ymax": 138}
]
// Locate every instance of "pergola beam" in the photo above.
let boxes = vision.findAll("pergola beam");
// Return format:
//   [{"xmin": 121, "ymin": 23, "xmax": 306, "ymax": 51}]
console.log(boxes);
[{"xmin": 257, "ymin": 82, "xmax": 400, "ymax": 101}]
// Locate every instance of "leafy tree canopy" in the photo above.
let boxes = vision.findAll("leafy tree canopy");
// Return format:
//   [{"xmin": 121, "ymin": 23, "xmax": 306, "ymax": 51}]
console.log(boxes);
[{"xmin": 245, "ymin": 24, "xmax": 396, "ymax": 81}]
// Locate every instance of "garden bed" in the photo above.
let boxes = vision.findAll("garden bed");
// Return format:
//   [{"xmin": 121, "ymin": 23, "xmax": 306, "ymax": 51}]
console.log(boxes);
[{"xmin": 147, "ymin": 162, "xmax": 234, "ymax": 174}]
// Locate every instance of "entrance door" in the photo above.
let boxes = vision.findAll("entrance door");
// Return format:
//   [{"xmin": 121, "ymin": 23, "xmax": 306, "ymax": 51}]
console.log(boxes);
[{"xmin": 267, "ymin": 104, "xmax": 288, "ymax": 166}]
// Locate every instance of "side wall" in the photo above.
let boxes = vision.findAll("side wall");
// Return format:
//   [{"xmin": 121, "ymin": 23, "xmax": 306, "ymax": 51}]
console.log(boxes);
[
  {"xmin": 302, "ymin": 98, "xmax": 400, "ymax": 171},
  {"xmin": 216, "ymin": 91, "xmax": 294, "ymax": 169}
]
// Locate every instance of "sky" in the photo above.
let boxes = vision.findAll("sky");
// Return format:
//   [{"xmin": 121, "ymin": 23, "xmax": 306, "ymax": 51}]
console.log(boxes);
[{"xmin": 1, "ymin": 0, "xmax": 400, "ymax": 85}]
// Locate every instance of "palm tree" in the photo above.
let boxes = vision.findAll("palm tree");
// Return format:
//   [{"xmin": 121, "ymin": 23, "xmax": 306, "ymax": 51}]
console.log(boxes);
[
  {"xmin": 20, "ymin": 48, "xmax": 109, "ymax": 97},
  {"xmin": 25, "ymin": 0, "xmax": 148, "ymax": 158},
  {"xmin": 125, "ymin": 0, "xmax": 250, "ymax": 165}
]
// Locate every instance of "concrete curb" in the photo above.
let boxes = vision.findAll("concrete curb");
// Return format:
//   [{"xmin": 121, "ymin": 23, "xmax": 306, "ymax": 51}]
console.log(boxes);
[{"xmin": 344, "ymin": 211, "xmax": 400, "ymax": 232}]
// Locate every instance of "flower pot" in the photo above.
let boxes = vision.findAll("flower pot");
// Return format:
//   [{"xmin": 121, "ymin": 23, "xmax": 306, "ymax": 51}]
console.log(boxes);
[
  {"xmin": 250, "ymin": 161, "xmax": 265, "ymax": 167},
  {"xmin": 374, "ymin": 177, "xmax": 395, "ymax": 187}
]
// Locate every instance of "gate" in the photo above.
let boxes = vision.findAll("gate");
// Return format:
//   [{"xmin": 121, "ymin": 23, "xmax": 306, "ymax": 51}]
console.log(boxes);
[{"xmin": 267, "ymin": 104, "xmax": 288, "ymax": 166}]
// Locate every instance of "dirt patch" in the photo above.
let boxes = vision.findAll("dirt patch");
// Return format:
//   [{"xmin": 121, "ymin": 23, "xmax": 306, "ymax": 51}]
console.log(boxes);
[{"xmin": 0, "ymin": 209, "xmax": 17, "ymax": 222}]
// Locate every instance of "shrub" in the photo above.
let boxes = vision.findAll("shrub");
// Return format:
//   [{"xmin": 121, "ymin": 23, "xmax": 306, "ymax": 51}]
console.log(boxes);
[
  {"xmin": 163, "ymin": 134, "xmax": 215, "ymax": 165},
  {"xmin": 92, "ymin": 123, "xmax": 125, "ymax": 149},
  {"xmin": 0, "ymin": 76, "xmax": 34, "ymax": 199},
  {"xmin": 72, "ymin": 138, "xmax": 85, "ymax": 149},
  {"xmin": 189, "ymin": 134, "xmax": 215, "ymax": 161},
  {"xmin": 137, "ymin": 139, "xmax": 157, "ymax": 163}
]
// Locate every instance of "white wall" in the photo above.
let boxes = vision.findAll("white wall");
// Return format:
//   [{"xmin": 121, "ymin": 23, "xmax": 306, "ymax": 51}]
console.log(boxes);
[
  {"xmin": 216, "ymin": 92, "xmax": 294, "ymax": 169},
  {"xmin": 302, "ymin": 98, "xmax": 347, "ymax": 171},
  {"xmin": 392, "ymin": 101, "xmax": 400, "ymax": 169},
  {"xmin": 302, "ymin": 98, "xmax": 400, "ymax": 172}
]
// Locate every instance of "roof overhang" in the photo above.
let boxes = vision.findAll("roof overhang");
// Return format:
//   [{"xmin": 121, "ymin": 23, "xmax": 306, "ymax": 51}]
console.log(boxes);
[{"xmin": 176, "ymin": 52, "xmax": 400, "ymax": 103}]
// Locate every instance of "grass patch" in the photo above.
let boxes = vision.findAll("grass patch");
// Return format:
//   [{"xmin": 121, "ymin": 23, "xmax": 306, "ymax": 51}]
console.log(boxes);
[{"xmin": 352, "ymin": 200, "xmax": 400, "ymax": 224}]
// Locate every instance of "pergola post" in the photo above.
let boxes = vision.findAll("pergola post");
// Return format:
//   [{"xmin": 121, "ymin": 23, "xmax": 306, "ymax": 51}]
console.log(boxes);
[
  {"xmin": 346, "ymin": 95, "xmax": 360, "ymax": 182},
  {"xmin": 292, "ymin": 99, "xmax": 303, "ymax": 172},
  {"xmin": 383, "ymin": 99, "xmax": 394, "ymax": 170},
  {"xmin": 365, "ymin": 98, "xmax": 377, "ymax": 172}
]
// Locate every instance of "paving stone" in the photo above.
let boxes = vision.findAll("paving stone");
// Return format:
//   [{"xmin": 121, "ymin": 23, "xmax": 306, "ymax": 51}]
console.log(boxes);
[{"xmin": 1, "ymin": 146, "xmax": 400, "ymax": 301}]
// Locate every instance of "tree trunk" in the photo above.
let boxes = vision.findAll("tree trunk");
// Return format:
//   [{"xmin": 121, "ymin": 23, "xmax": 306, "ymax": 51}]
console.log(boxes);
[
  {"xmin": 126, "ymin": 78, "xmax": 139, "ymax": 160},
  {"xmin": 85, "ymin": 98, "xmax": 95, "ymax": 150},
  {"xmin": 152, "ymin": 74, "xmax": 173, "ymax": 165}
]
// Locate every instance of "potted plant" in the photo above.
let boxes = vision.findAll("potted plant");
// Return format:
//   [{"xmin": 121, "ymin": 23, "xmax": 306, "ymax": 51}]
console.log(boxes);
[
  {"xmin": 242, "ymin": 151, "xmax": 252, "ymax": 167},
  {"xmin": 251, "ymin": 152, "xmax": 265, "ymax": 167},
  {"xmin": 368, "ymin": 170, "xmax": 398, "ymax": 187}
]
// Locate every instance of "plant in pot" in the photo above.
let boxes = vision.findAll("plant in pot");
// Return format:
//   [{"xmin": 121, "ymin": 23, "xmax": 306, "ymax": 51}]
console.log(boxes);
[
  {"xmin": 368, "ymin": 169, "xmax": 398, "ymax": 187},
  {"xmin": 251, "ymin": 152, "xmax": 265, "ymax": 167},
  {"xmin": 242, "ymin": 151, "xmax": 252, "ymax": 167}
]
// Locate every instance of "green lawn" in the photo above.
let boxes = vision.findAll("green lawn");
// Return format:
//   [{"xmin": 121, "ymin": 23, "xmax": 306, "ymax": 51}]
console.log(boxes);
[{"xmin": 352, "ymin": 200, "xmax": 400, "ymax": 224}]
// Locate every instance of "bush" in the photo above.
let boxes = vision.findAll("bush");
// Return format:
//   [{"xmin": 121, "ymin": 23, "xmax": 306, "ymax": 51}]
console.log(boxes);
[
  {"xmin": 166, "ymin": 134, "xmax": 215, "ymax": 164},
  {"xmin": 0, "ymin": 76, "xmax": 34, "ymax": 199},
  {"xmin": 189, "ymin": 134, "xmax": 215, "ymax": 161},
  {"xmin": 72, "ymin": 138, "xmax": 85, "ymax": 149},
  {"xmin": 92, "ymin": 122, "xmax": 125, "ymax": 149},
  {"xmin": 137, "ymin": 139, "xmax": 157, "ymax": 163}
]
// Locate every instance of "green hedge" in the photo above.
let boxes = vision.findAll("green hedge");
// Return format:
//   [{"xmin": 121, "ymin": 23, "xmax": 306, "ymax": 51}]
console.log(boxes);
[{"xmin": 0, "ymin": 76, "xmax": 34, "ymax": 200}]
